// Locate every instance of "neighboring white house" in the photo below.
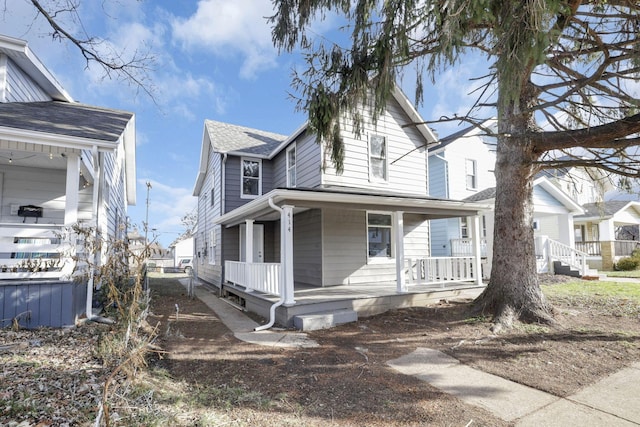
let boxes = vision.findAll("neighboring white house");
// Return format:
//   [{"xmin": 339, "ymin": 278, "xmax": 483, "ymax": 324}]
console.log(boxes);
[
  {"xmin": 0, "ymin": 34, "xmax": 137, "ymax": 328},
  {"xmin": 172, "ymin": 236, "xmax": 194, "ymax": 271}
]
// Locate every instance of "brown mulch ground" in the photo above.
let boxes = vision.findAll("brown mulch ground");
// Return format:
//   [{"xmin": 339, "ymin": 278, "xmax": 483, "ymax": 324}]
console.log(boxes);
[
  {"xmin": 147, "ymin": 275, "xmax": 640, "ymax": 426},
  {"xmin": 1, "ymin": 275, "xmax": 638, "ymax": 426}
]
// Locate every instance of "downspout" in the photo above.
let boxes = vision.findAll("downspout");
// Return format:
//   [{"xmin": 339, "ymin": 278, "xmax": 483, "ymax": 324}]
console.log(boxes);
[{"xmin": 254, "ymin": 197, "xmax": 286, "ymax": 331}]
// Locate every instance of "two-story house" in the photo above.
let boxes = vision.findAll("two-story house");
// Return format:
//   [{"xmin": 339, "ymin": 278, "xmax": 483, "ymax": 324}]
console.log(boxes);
[
  {"xmin": 0, "ymin": 34, "xmax": 137, "ymax": 328},
  {"xmin": 193, "ymin": 88, "xmax": 491, "ymax": 329}
]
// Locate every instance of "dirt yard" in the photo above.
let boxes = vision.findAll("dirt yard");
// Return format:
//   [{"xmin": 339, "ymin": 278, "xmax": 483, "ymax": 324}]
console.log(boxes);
[{"xmin": 146, "ymin": 276, "xmax": 640, "ymax": 426}]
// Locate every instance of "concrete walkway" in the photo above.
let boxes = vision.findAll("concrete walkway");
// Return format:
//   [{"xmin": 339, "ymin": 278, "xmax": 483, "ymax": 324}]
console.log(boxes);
[
  {"xmin": 388, "ymin": 348, "xmax": 640, "ymax": 426},
  {"xmin": 179, "ymin": 278, "xmax": 318, "ymax": 348},
  {"xmin": 181, "ymin": 277, "xmax": 639, "ymax": 425}
]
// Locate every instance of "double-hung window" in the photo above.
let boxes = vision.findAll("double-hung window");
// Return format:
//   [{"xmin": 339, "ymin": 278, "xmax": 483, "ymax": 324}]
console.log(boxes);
[
  {"xmin": 369, "ymin": 135, "xmax": 388, "ymax": 181},
  {"xmin": 465, "ymin": 159, "xmax": 477, "ymax": 190},
  {"xmin": 286, "ymin": 144, "xmax": 297, "ymax": 187},
  {"xmin": 367, "ymin": 212, "xmax": 393, "ymax": 259},
  {"xmin": 241, "ymin": 158, "xmax": 261, "ymax": 198}
]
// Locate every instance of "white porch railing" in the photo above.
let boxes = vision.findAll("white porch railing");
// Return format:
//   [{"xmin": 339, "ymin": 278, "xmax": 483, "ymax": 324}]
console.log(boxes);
[
  {"xmin": 225, "ymin": 261, "xmax": 281, "ymax": 296},
  {"xmin": 405, "ymin": 256, "xmax": 478, "ymax": 287},
  {"xmin": 0, "ymin": 223, "xmax": 76, "ymax": 280},
  {"xmin": 450, "ymin": 238, "xmax": 488, "ymax": 257},
  {"xmin": 536, "ymin": 236, "xmax": 590, "ymax": 276}
]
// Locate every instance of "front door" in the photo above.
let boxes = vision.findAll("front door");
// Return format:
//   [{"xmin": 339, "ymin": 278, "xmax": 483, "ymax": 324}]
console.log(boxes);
[{"xmin": 239, "ymin": 223, "xmax": 264, "ymax": 262}]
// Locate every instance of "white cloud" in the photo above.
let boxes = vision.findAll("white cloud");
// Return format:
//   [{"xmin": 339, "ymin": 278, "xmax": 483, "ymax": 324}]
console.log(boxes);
[{"xmin": 171, "ymin": 0, "xmax": 278, "ymax": 79}]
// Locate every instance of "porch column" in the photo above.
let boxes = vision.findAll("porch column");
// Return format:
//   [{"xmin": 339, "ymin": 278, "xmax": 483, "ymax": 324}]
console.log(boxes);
[
  {"xmin": 281, "ymin": 205, "xmax": 295, "ymax": 305},
  {"xmin": 395, "ymin": 211, "xmax": 407, "ymax": 293},
  {"xmin": 244, "ymin": 219, "xmax": 254, "ymax": 292},
  {"xmin": 599, "ymin": 219, "xmax": 616, "ymax": 270},
  {"xmin": 484, "ymin": 211, "xmax": 495, "ymax": 279},
  {"xmin": 245, "ymin": 219, "xmax": 254, "ymax": 263},
  {"xmin": 64, "ymin": 153, "xmax": 80, "ymax": 225},
  {"xmin": 470, "ymin": 215, "xmax": 483, "ymax": 286}
]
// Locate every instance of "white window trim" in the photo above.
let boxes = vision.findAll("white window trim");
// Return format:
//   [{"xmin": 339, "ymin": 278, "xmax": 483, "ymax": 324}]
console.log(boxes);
[
  {"xmin": 465, "ymin": 158, "xmax": 477, "ymax": 190},
  {"xmin": 368, "ymin": 134, "xmax": 389, "ymax": 183},
  {"xmin": 366, "ymin": 211, "xmax": 395, "ymax": 263},
  {"xmin": 240, "ymin": 157, "xmax": 262, "ymax": 199},
  {"xmin": 286, "ymin": 144, "xmax": 297, "ymax": 188}
]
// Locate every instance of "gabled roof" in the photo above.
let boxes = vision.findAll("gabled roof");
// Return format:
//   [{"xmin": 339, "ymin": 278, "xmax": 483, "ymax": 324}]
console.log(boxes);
[
  {"xmin": 0, "ymin": 34, "xmax": 73, "ymax": 102},
  {"xmin": 429, "ymin": 118, "xmax": 497, "ymax": 155},
  {"xmin": 0, "ymin": 101, "xmax": 134, "ymax": 145},
  {"xmin": 463, "ymin": 177, "xmax": 584, "ymax": 214},
  {"xmin": 193, "ymin": 85, "xmax": 438, "ymax": 196},
  {"xmin": 575, "ymin": 200, "xmax": 640, "ymax": 220},
  {"xmin": 204, "ymin": 119, "xmax": 288, "ymax": 156}
]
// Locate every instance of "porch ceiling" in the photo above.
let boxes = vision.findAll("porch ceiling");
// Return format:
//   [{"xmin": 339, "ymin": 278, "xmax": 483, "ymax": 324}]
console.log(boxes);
[{"xmin": 215, "ymin": 188, "xmax": 492, "ymax": 227}]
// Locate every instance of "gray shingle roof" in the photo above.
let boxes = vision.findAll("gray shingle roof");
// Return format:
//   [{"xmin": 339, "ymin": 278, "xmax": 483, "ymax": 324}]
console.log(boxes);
[
  {"xmin": 464, "ymin": 187, "xmax": 497, "ymax": 202},
  {"xmin": 0, "ymin": 101, "xmax": 133, "ymax": 142},
  {"xmin": 575, "ymin": 201, "xmax": 635, "ymax": 219},
  {"xmin": 204, "ymin": 119, "xmax": 287, "ymax": 156}
]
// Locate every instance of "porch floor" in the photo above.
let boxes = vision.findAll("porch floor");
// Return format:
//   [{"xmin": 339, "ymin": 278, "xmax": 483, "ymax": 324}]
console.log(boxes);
[{"xmin": 218, "ymin": 280, "xmax": 486, "ymax": 328}]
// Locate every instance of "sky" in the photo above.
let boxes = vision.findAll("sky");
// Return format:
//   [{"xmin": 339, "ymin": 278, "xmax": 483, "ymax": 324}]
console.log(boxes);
[{"xmin": 2, "ymin": 0, "xmax": 486, "ymax": 247}]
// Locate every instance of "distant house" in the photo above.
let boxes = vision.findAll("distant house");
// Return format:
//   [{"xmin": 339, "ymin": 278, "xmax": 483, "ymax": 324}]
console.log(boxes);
[
  {"xmin": 0, "ymin": 34, "xmax": 137, "ymax": 328},
  {"xmin": 193, "ymin": 87, "xmax": 490, "ymax": 329}
]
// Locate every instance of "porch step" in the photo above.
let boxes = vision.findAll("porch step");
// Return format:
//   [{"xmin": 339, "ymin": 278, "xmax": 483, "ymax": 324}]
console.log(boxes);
[
  {"xmin": 293, "ymin": 309, "xmax": 358, "ymax": 331},
  {"xmin": 553, "ymin": 261, "xmax": 598, "ymax": 279}
]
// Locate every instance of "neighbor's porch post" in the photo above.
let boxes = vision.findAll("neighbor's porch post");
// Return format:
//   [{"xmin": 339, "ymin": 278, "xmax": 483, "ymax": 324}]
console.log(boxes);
[
  {"xmin": 64, "ymin": 153, "xmax": 80, "ymax": 225},
  {"xmin": 281, "ymin": 205, "xmax": 295, "ymax": 305},
  {"xmin": 599, "ymin": 219, "xmax": 616, "ymax": 271},
  {"xmin": 470, "ymin": 215, "xmax": 483, "ymax": 286},
  {"xmin": 395, "ymin": 211, "xmax": 407, "ymax": 293}
]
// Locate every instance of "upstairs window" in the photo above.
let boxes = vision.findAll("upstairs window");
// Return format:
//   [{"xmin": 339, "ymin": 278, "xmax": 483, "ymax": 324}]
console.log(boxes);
[
  {"xmin": 241, "ymin": 158, "xmax": 261, "ymax": 198},
  {"xmin": 369, "ymin": 134, "xmax": 388, "ymax": 181},
  {"xmin": 367, "ymin": 212, "xmax": 393, "ymax": 259},
  {"xmin": 465, "ymin": 159, "xmax": 477, "ymax": 190},
  {"xmin": 286, "ymin": 144, "xmax": 297, "ymax": 187}
]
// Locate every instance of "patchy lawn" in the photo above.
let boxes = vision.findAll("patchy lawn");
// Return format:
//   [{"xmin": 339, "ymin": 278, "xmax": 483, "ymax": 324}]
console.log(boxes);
[{"xmin": 2, "ymin": 275, "xmax": 639, "ymax": 426}]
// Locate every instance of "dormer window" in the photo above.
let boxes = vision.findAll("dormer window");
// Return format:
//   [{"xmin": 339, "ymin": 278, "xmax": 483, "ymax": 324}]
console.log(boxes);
[
  {"xmin": 241, "ymin": 158, "xmax": 261, "ymax": 198},
  {"xmin": 286, "ymin": 144, "xmax": 297, "ymax": 187},
  {"xmin": 369, "ymin": 134, "xmax": 388, "ymax": 181}
]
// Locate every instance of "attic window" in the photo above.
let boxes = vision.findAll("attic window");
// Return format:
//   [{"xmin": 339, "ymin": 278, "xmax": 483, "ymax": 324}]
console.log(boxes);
[
  {"xmin": 241, "ymin": 158, "xmax": 261, "ymax": 198},
  {"xmin": 286, "ymin": 144, "xmax": 297, "ymax": 187},
  {"xmin": 369, "ymin": 135, "xmax": 388, "ymax": 181}
]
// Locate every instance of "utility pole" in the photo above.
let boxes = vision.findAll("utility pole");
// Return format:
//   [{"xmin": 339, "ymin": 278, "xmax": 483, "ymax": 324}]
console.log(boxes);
[{"xmin": 145, "ymin": 181, "xmax": 152, "ymax": 258}]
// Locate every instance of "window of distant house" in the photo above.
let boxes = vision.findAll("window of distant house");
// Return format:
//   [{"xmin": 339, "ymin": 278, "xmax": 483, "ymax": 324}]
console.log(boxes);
[
  {"xmin": 241, "ymin": 158, "xmax": 261, "ymax": 198},
  {"xmin": 461, "ymin": 217, "xmax": 469, "ymax": 239},
  {"xmin": 286, "ymin": 144, "xmax": 297, "ymax": 187},
  {"xmin": 465, "ymin": 159, "xmax": 477, "ymax": 189},
  {"xmin": 369, "ymin": 134, "xmax": 388, "ymax": 181},
  {"xmin": 367, "ymin": 212, "xmax": 393, "ymax": 259}
]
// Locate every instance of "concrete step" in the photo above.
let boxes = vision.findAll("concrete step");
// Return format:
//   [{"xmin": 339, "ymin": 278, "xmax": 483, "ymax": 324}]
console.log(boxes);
[{"xmin": 293, "ymin": 309, "xmax": 358, "ymax": 331}]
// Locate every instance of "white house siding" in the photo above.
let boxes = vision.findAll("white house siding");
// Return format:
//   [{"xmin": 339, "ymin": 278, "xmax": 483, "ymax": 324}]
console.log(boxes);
[
  {"xmin": 100, "ymin": 147, "xmax": 128, "ymax": 239},
  {"xmin": 0, "ymin": 165, "xmax": 95, "ymax": 223},
  {"xmin": 321, "ymin": 98, "xmax": 428, "ymax": 195},
  {"xmin": 3, "ymin": 57, "xmax": 51, "ymax": 102},
  {"xmin": 439, "ymin": 135, "xmax": 496, "ymax": 200},
  {"xmin": 532, "ymin": 186, "xmax": 565, "ymax": 212},
  {"xmin": 272, "ymin": 131, "xmax": 322, "ymax": 189},
  {"xmin": 293, "ymin": 209, "xmax": 322, "ymax": 286},
  {"xmin": 614, "ymin": 208, "xmax": 640, "ymax": 225},
  {"xmin": 428, "ymin": 155, "xmax": 448, "ymax": 198},
  {"xmin": 535, "ymin": 216, "xmax": 562, "ymax": 241},
  {"xmin": 402, "ymin": 213, "xmax": 430, "ymax": 259}
]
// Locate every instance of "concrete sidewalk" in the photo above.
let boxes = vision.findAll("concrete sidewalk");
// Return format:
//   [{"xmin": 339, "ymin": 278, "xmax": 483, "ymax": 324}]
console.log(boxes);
[
  {"xmin": 179, "ymin": 278, "xmax": 318, "ymax": 348},
  {"xmin": 388, "ymin": 348, "xmax": 640, "ymax": 426},
  {"xmin": 181, "ymin": 278, "xmax": 639, "ymax": 425}
]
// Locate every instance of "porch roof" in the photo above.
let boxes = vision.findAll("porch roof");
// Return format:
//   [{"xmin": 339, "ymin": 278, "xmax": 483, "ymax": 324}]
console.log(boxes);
[
  {"xmin": 575, "ymin": 200, "xmax": 640, "ymax": 224},
  {"xmin": 0, "ymin": 101, "xmax": 133, "ymax": 147},
  {"xmin": 214, "ymin": 187, "xmax": 492, "ymax": 227}
]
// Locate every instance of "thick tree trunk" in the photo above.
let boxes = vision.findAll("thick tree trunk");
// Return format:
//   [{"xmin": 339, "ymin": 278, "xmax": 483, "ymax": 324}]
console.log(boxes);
[{"xmin": 472, "ymin": 114, "xmax": 554, "ymax": 331}]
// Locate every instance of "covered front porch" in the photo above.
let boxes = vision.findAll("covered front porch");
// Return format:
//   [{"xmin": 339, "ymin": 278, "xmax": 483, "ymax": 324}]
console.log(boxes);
[{"xmin": 215, "ymin": 188, "xmax": 490, "ymax": 329}]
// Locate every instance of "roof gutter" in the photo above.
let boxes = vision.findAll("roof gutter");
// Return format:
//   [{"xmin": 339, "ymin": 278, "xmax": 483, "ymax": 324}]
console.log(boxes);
[{"xmin": 253, "ymin": 197, "xmax": 286, "ymax": 332}]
